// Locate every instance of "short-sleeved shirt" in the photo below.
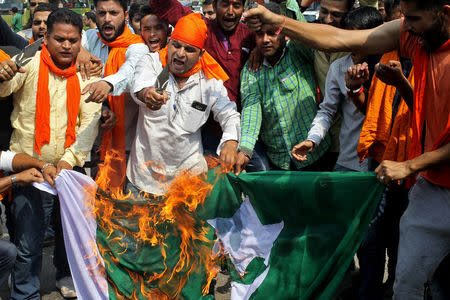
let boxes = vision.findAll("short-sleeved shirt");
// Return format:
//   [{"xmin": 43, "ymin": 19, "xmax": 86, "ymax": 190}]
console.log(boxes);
[{"xmin": 400, "ymin": 25, "xmax": 450, "ymax": 188}]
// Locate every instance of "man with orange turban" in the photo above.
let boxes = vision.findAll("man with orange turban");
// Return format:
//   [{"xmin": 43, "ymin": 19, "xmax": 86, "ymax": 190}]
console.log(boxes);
[{"xmin": 126, "ymin": 13, "xmax": 240, "ymax": 197}]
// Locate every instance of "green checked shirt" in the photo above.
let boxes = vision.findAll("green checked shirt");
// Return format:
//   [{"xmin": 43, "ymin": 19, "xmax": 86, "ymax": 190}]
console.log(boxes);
[{"xmin": 239, "ymin": 40, "xmax": 331, "ymax": 170}]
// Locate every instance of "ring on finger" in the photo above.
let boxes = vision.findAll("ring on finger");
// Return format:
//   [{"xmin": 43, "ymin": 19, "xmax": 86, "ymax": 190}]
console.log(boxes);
[
  {"xmin": 3, "ymin": 64, "xmax": 9, "ymax": 69},
  {"xmin": 380, "ymin": 175, "xmax": 385, "ymax": 181},
  {"xmin": 0, "ymin": 69, "xmax": 3, "ymax": 74}
]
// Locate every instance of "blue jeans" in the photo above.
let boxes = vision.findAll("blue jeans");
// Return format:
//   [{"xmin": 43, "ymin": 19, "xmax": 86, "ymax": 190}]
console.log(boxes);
[
  {"xmin": 201, "ymin": 126, "xmax": 269, "ymax": 172},
  {"xmin": 0, "ymin": 239, "xmax": 16, "ymax": 287},
  {"xmin": 7, "ymin": 185, "xmax": 70, "ymax": 300}
]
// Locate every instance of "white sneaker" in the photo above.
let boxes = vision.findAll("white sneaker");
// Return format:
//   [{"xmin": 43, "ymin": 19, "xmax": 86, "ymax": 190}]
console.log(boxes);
[{"xmin": 56, "ymin": 276, "xmax": 77, "ymax": 299}]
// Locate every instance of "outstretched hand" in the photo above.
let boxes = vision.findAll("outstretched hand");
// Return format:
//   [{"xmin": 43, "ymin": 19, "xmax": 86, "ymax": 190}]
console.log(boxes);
[{"xmin": 292, "ymin": 140, "xmax": 314, "ymax": 162}]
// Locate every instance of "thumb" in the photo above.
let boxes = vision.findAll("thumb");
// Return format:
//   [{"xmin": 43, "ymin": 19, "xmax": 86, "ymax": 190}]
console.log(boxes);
[
  {"xmin": 18, "ymin": 67, "xmax": 26, "ymax": 73},
  {"xmin": 81, "ymin": 83, "xmax": 92, "ymax": 95}
]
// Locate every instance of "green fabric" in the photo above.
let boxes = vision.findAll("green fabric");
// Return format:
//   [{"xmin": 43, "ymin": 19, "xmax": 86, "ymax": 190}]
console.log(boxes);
[
  {"xmin": 240, "ymin": 40, "xmax": 330, "ymax": 170},
  {"xmin": 11, "ymin": 13, "xmax": 22, "ymax": 32},
  {"xmin": 97, "ymin": 170, "xmax": 383, "ymax": 299}
]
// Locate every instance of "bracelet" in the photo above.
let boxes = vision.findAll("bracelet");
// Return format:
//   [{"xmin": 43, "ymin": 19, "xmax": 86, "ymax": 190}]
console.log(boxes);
[
  {"xmin": 346, "ymin": 86, "xmax": 364, "ymax": 96},
  {"xmin": 274, "ymin": 15, "xmax": 286, "ymax": 35},
  {"xmin": 10, "ymin": 175, "xmax": 17, "ymax": 187},
  {"xmin": 41, "ymin": 163, "xmax": 54, "ymax": 174},
  {"xmin": 143, "ymin": 87, "xmax": 152, "ymax": 99}
]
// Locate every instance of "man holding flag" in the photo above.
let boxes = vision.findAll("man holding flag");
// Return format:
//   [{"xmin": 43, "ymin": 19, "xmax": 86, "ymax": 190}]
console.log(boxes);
[
  {"xmin": 128, "ymin": 13, "xmax": 240, "ymax": 196},
  {"xmin": 0, "ymin": 8, "xmax": 101, "ymax": 299},
  {"xmin": 244, "ymin": 0, "xmax": 450, "ymax": 298}
]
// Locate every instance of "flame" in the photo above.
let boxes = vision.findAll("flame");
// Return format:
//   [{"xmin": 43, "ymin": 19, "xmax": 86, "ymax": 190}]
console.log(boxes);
[{"xmin": 87, "ymin": 150, "xmax": 226, "ymax": 299}]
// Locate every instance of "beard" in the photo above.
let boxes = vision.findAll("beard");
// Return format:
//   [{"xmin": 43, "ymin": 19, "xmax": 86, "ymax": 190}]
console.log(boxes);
[
  {"xmin": 409, "ymin": 17, "xmax": 448, "ymax": 52},
  {"xmin": 97, "ymin": 20, "xmax": 126, "ymax": 42}
]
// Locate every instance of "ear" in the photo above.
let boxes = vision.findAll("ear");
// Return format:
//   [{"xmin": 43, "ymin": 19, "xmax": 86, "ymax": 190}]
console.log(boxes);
[
  {"xmin": 442, "ymin": 5, "xmax": 450, "ymax": 24},
  {"xmin": 44, "ymin": 32, "xmax": 48, "ymax": 45},
  {"xmin": 124, "ymin": 10, "xmax": 129, "ymax": 22}
]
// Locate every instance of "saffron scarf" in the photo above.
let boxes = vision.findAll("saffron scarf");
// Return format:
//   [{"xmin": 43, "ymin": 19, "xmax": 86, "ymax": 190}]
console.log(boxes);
[
  {"xmin": 357, "ymin": 51, "xmax": 399, "ymax": 163},
  {"xmin": 97, "ymin": 26, "xmax": 144, "ymax": 189},
  {"xmin": 410, "ymin": 39, "xmax": 450, "ymax": 160},
  {"xmin": 409, "ymin": 39, "xmax": 450, "ymax": 187},
  {"xmin": 158, "ymin": 13, "xmax": 229, "ymax": 82},
  {"xmin": 29, "ymin": 37, "xmax": 35, "ymax": 44},
  {"xmin": 0, "ymin": 49, "xmax": 11, "ymax": 61},
  {"xmin": 34, "ymin": 44, "xmax": 80, "ymax": 155}
]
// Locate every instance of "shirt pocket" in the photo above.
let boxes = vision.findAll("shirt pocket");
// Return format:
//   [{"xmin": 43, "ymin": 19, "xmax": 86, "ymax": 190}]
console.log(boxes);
[
  {"xmin": 176, "ymin": 100, "xmax": 209, "ymax": 133},
  {"xmin": 278, "ymin": 70, "xmax": 296, "ymax": 92}
]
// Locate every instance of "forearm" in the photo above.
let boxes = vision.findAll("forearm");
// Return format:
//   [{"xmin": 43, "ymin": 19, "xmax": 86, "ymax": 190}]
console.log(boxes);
[
  {"xmin": 348, "ymin": 91, "xmax": 367, "ymax": 114},
  {"xmin": 0, "ymin": 176, "xmax": 13, "ymax": 193},
  {"xmin": 396, "ymin": 76, "xmax": 413, "ymax": 110},
  {"xmin": 280, "ymin": 17, "xmax": 400, "ymax": 55},
  {"xmin": 406, "ymin": 143, "xmax": 450, "ymax": 175},
  {"xmin": 149, "ymin": 0, "xmax": 191, "ymax": 26},
  {"xmin": 12, "ymin": 153, "xmax": 45, "ymax": 172}
]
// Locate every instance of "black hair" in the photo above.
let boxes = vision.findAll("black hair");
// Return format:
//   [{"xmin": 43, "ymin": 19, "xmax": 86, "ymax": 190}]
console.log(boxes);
[
  {"xmin": 94, "ymin": 0, "xmax": 128, "ymax": 12},
  {"xmin": 129, "ymin": 2, "xmax": 141, "ymax": 21},
  {"xmin": 139, "ymin": 4, "xmax": 169, "ymax": 28},
  {"xmin": 33, "ymin": 2, "xmax": 56, "ymax": 15},
  {"xmin": 46, "ymin": 8, "xmax": 83, "ymax": 35},
  {"xmin": 203, "ymin": 0, "xmax": 214, "ymax": 6},
  {"xmin": 401, "ymin": 0, "xmax": 450, "ymax": 10},
  {"xmin": 346, "ymin": 0, "xmax": 356, "ymax": 11},
  {"xmin": 85, "ymin": 11, "xmax": 96, "ymax": 22},
  {"xmin": 262, "ymin": 2, "xmax": 281, "ymax": 15},
  {"xmin": 11, "ymin": 7, "xmax": 18, "ymax": 13},
  {"xmin": 381, "ymin": 0, "xmax": 401, "ymax": 20},
  {"xmin": 341, "ymin": 6, "xmax": 383, "ymax": 30}
]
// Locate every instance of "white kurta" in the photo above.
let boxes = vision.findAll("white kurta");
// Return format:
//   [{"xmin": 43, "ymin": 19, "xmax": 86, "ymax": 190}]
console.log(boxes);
[{"xmin": 128, "ymin": 52, "xmax": 241, "ymax": 195}]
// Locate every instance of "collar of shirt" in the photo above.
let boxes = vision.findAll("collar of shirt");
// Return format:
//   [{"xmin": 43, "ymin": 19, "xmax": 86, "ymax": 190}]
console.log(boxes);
[{"xmin": 262, "ymin": 42, "xmax": 289, "ymax": 67}]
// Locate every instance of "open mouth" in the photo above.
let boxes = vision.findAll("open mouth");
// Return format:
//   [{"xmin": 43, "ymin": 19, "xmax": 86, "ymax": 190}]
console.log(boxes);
[
  {"xmin": 148, "ymin": 39, "xmax": 161, "ymax": 48},
  {"xmin": 222, "ymin": 17, "xmax": 236, "ymax": 28},
  {"xmin": 173, "ymin": 58, "xmax": 185, "ymax": 67},
  {"xmin": 102, "ymin": 25, "xmax": 115, "ymax": 36}
]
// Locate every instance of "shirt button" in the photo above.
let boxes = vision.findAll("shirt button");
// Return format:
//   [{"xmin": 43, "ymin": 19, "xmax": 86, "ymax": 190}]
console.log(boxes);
[{"xmin": 228, "ymin": 51, "xmax": 231, "ymax": 55}]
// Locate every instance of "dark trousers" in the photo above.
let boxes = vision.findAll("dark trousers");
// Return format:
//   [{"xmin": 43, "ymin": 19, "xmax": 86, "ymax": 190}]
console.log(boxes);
[
  {"xmin": 7, "ymin": 185, "xmax": 70, "ymax": 300},
  {"xmin": 0, "ymin": 239, "xmax": 17, "ymax": 287}
]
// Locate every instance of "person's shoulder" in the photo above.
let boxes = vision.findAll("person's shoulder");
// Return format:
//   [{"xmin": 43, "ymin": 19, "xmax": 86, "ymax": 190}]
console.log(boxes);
[
  {"xmin": 330, "ymin": 54, "xmax": 352, "ymax": 69},
  {"xmin": 84, "ymin": 28, "xmax": 99, "ymax": 39}
]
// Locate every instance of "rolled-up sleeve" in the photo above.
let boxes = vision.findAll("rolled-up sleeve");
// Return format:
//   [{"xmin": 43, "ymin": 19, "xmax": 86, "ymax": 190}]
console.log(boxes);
[
  {"xmin": 103, "ymin": 43, "xmax": 149, "ymax": 96},
  {"xmin": 307, "ymin": 62, "xmax": 341, "ymax": 146}
]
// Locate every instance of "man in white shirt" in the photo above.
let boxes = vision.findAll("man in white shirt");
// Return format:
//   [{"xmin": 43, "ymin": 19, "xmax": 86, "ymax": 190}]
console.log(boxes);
[{"xmin": 128, "ymin": 13, "xmax": 240, "ymax": 196}]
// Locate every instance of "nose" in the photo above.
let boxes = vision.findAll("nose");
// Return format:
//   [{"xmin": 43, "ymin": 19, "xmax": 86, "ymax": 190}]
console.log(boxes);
[
  {"xmin": 262, "ymin": 33, "xmax": 270, "ymax": 43},
  {"xmin": 325, "ymin": 13, "xmax": 333, "ymax": 25},
  {"xmin": 105, "ymin": 12, "xmax": 112, "ymax": 23},
  {"xmin": 225, "ymin": 4, "xmax": 234, "ymax": 15},
  {"xmin": 61, "ymin": 40, "xmax": 71, "ymax": 49}
]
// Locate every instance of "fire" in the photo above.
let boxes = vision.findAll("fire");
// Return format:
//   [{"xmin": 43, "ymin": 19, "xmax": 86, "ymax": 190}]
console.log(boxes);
[{"xmin": 88, "ymin": 150, "xmax": 225, "ymax": 299}]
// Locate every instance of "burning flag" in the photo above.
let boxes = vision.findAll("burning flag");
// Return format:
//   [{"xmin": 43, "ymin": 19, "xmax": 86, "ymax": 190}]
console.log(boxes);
[{"xmin": 34, "ymin": 168, "xmax": 383, "ymax": 300}]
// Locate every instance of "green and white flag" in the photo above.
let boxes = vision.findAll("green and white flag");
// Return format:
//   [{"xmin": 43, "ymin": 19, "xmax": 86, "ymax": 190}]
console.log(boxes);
[{"xmin": 36, "ymin": 169, "xmax": 383, "ymax": 299}]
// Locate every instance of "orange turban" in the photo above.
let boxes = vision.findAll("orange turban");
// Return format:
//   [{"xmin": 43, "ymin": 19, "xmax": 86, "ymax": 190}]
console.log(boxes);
[
  {"xmin": 159, "ymin": 13, "xmax": 229, "ymax": 82},
  {"xmin": 171, "ymin": 13, "xmax": 207, "ymax": 50}
]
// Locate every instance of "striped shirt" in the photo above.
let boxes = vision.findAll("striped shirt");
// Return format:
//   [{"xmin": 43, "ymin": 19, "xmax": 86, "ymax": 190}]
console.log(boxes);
[{"xmin": 239, "ymin": 40, "xmax": 331, "ymax": 170}]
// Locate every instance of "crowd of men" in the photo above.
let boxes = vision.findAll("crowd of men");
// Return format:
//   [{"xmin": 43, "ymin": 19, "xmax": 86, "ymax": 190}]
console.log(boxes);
[{"xmin": 0, "ymin": 0, "xmax": 448, "ymax": 299}]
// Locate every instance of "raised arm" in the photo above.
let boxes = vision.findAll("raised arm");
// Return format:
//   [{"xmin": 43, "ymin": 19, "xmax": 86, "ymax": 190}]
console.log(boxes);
[
  {"xmin": 243, "ymin": 5, "xmax": 401, "ymax": 56},
  {"xmin": 149, "ymin": 0, "xmax": 192, "ymax": 26}
]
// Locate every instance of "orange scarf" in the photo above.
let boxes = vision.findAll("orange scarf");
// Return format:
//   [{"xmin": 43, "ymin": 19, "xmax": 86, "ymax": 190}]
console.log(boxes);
[
  {"xmin": 29, "ymin": 37, "xmax": 35, "ymax": 44},
  {"xmin": 34, "ymin": 44, "xmax": 80, "ymax": 155},
  {"xmin": 158, "ymin": 13, "xmax": 229, "ymax": 82},
  {"xmin": 410, "ymin": 39, "xmax": 450, "ymax": 159},
  {"xmin": 357, "ymin": 51, "xmax": 399, "ymax": 163},
  {"xmin": 410, "ymin": 39, "xmax": 450, "ymax": 187},
  {"xmin": 98, "ymin": 26, "xmax": 144, "ymax": 188},
  {"xmin": 0, "ymin": 49, "xmax": 10, "ymax": 62}
]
